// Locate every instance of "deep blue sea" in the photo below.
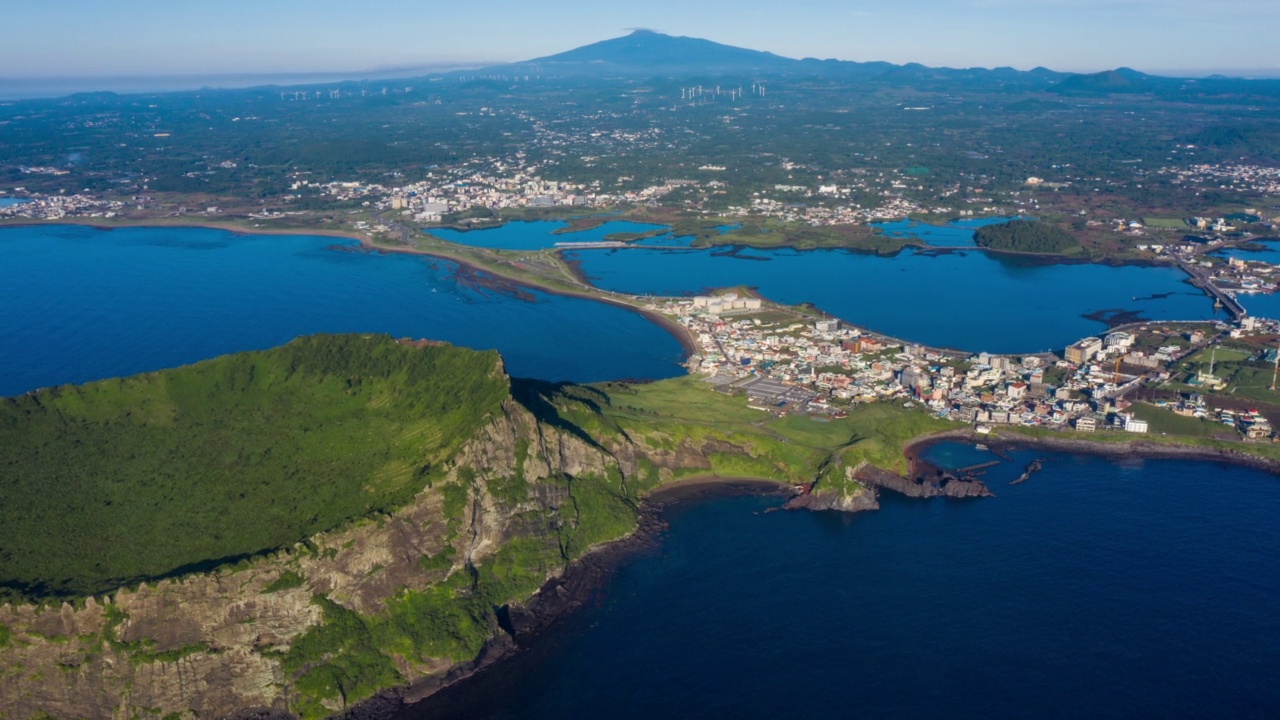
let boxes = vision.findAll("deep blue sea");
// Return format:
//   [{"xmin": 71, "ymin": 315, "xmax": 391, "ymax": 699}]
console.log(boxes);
[
  {"xmin": 1212, "ymin": 240, "xmax": 1280, "ymax": 262},
  {"xmin": 0, "ymin": 225, "xmax": 684, "ymax": 395},
  {"xmin": 411, "ymin": 445, "xmax": 1280, "ymax": 720}
]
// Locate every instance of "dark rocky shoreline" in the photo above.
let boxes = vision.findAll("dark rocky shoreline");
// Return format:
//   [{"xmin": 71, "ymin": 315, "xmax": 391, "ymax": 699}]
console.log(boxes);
[
  {"xmin": 312, "ymin": 430, "xmax": 1280, "ymax": 720},
  {"xmin": 334, "ymin": 480, "xmax": 789, "ymax": 720}
]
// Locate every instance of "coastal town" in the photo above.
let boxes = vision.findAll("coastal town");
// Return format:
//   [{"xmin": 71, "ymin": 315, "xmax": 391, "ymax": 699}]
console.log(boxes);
[
  {"xmin": 646, "ymin": 289, "xmax": 1280, "ymax": 443},
  {"xmin": 5, "ymin": 145, "xmax": 1280, "ymax": 446}
]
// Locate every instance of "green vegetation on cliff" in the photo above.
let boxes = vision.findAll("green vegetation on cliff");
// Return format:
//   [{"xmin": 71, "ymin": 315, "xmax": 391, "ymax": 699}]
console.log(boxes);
[
  {"xmin": 974, "ymin": 219, "xmax": 1080, "ymax": 254},
  {"xmin": 0, "ymin": 335, "xmax": 962, "ymax": 719},
  {"xmin": 0, "ymin": 334, "xmax": 508, "ymax": 600}
]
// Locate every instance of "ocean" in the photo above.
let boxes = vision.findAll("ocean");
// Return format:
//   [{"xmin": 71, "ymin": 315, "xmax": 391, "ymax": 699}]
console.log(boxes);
[{"xmin": 411, "ymin": 444, "xmax": 1280, "ymax": 719}]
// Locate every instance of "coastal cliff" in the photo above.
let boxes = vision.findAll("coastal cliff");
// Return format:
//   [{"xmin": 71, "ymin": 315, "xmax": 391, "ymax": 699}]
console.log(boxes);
[{"xmin": 2, "ymin": 336, "xmax": 899, "ymax": 720}]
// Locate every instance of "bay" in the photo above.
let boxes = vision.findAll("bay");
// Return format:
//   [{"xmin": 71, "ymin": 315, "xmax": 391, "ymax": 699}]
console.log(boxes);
[
  {"xmin": 427, "ymin": 219, "xmax": 1227, "ymax": 353},
  {"xmin": 570, "ymin": 245, "xmax": 1225, "ymax": 353},
  {"xmin": 0, "ymin": 224, "xmax": 685, "ymax": 396}
]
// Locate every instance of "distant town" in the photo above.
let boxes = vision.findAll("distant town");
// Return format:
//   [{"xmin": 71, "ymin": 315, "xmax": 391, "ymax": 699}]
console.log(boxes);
[{"xmin": 4, "ymin": 158, "xmax": 1278, "ymax": 242}]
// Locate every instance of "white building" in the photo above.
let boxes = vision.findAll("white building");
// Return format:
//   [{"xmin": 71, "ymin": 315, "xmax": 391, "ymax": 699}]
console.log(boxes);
[
  {"xmin": 1105, "ymin": 331, "xmax": 1135, "ymax": 350},
  {"xmin": 1122, "ymin": 414, "xmax": 1149, "ymax": 433}
]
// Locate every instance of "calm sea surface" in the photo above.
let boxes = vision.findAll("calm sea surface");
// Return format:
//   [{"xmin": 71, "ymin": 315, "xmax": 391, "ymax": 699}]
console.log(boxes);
[
  {"xmin": 429, "ymin": 220, "xmax": 669, "ymax": 250},
  {"xmin": 432, "ymin": 220, "xmax": 1228, "ymax": 353},
  {"xmin": 411, "ymin": 445, "xmax": 1280, "ymax": 720},
  {"xmin": 429, "ymin": 218, "xmax": 1004, "ymax": 251},
  {"xmin": 871, "ymin": 215, "xmax": 1018, "ymax": 246},
  {"xmin": 571, "ymin": 246, "xmax": 1226, "ymax": 353},
  {"xmin": 0, "ymin": 225, "xmax": 684, "ymax": 395}
]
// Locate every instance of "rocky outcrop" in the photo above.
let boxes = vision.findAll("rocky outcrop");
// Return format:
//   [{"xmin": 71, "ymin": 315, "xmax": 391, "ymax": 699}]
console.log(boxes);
[
  {"xmin": 857, "ymin": 463, "xmax": 994, "ymax": 499},
  {"xmin": 783, "ymin": 468, "xmax": 879, "ymax": 512}
]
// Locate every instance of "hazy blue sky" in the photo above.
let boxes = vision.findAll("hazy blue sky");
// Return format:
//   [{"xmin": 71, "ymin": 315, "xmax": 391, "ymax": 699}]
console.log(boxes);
[{"xmin": 3, "ymin": 0, "xmax": 1278, "ymax": 79}]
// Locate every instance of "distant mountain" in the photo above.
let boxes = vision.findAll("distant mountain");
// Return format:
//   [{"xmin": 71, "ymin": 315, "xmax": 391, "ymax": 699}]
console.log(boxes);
[
  {"xmin": 1051, "ymin": 67, "xmax": 1163, "ymax": 95},
  {"xmin": 473, "ymin": 30, "xmax": 1280, "ymax": 99},
  {"xmin": 489, "ymin": 30, "xmax": 1072, "ymax": 90},
  {"xmin": 524, "ymin": 29, "xmax": 793, "ymax": 73}
]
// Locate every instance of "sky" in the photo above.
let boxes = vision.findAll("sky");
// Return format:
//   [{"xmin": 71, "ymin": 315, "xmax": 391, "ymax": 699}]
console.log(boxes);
[{"xmin": 3, "ymin": 0, "xmax": 1279, "ymax": 86}]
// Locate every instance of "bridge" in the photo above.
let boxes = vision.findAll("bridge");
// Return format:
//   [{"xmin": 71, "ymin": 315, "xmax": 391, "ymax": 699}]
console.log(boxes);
[{"xmin": 1177, "ymin": 259, "xmax": 1246, "ymax": 320}]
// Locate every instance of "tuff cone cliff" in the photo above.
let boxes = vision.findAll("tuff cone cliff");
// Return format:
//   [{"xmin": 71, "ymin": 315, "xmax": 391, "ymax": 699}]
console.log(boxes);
[{"xmin": 0, "ymin": 334, "xmax": 971, "ymax": 719}]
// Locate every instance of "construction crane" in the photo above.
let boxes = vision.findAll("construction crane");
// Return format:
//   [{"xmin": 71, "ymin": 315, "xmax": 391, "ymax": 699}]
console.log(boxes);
[{"xmin": 1114, "ymin": 356, "xmax": 1122, "ymax": 385}]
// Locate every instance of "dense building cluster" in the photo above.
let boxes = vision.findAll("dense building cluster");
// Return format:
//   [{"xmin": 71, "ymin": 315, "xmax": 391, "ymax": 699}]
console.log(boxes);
[
  {"xmin": 1162, "ymin": 163, "xmax": 1280, "ymax": 199},
  {"xmin": 651, "ymin": 291, "xmax": 1279, "ymax": 441},
  {"xmin": 0, "ymin": 194, "xmax": 124, "ymax": 219}
]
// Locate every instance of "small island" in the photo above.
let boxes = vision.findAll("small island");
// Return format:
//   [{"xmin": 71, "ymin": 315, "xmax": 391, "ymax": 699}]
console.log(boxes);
[{"xmin": 973, "ymin": 219, "xmax": 1081, "ymax": 254}]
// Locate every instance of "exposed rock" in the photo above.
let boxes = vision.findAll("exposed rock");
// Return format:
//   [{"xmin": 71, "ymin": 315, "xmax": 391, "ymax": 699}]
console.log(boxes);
[
  {"xmin": 857, "ymin": 463, "xmax": 994, "ymax": 499},
  {"xmin": 1010, "ymin": 458, "xmax": 1045, "ymax": 485},
  {"xmin": 783, "ymin": 475, "xmax": 879, "ymax": 513}
]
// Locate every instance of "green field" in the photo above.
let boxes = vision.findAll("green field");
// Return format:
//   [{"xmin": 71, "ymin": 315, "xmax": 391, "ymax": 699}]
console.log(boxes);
[
  {"xmin": 1130, "ymin": 403, "xmax": 1225, "ymax": 438},
  {"xmin": 569, "ymin": 378, "xmax": 953, "ymax": 482},
  {"xmin": 1142, "ymin": 217, "xmax": 1188, "ymax": 229},
  {"xmin": 1169, "ymin": 346, "xmax": 1280, "ymax": 403}
]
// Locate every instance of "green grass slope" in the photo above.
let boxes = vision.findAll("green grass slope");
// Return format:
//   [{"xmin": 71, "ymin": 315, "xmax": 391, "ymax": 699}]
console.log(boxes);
[
  {"xmin": 0, "ymin": 334, "xmax": 507, "ymax": 600},
  {"xmin": 538, "ymin": 376, "xmax": 953, "ymax": 487}
]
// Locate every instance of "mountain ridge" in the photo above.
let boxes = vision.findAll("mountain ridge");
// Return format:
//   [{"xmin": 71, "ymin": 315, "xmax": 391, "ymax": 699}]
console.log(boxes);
[
  {"xmin": 479, "ymin": 29, "xmax": 1191, "ymax": 93},
  {"xmin": 467, "ymin": 29, "xmax": 1276, "ymax": 97}
]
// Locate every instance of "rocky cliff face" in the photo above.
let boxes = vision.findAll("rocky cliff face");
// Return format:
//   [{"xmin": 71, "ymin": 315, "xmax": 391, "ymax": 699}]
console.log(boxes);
[
  {"xmin": 857, "ymin": 463, "xmax": 994, "ymax": 499},
  {"xmin": 783, "ymin": 464, "xmax": 880, "ymax": 512},
  {"xmin": 0, "ymin": 395, "xmax": 795, "ymax": 720}
]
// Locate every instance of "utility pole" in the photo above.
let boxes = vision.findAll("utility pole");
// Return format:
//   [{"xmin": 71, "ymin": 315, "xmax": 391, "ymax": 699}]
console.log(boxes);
[{"xmin": 1270, "ymin": 340, "xmax": 1279, "ymax": 391}]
